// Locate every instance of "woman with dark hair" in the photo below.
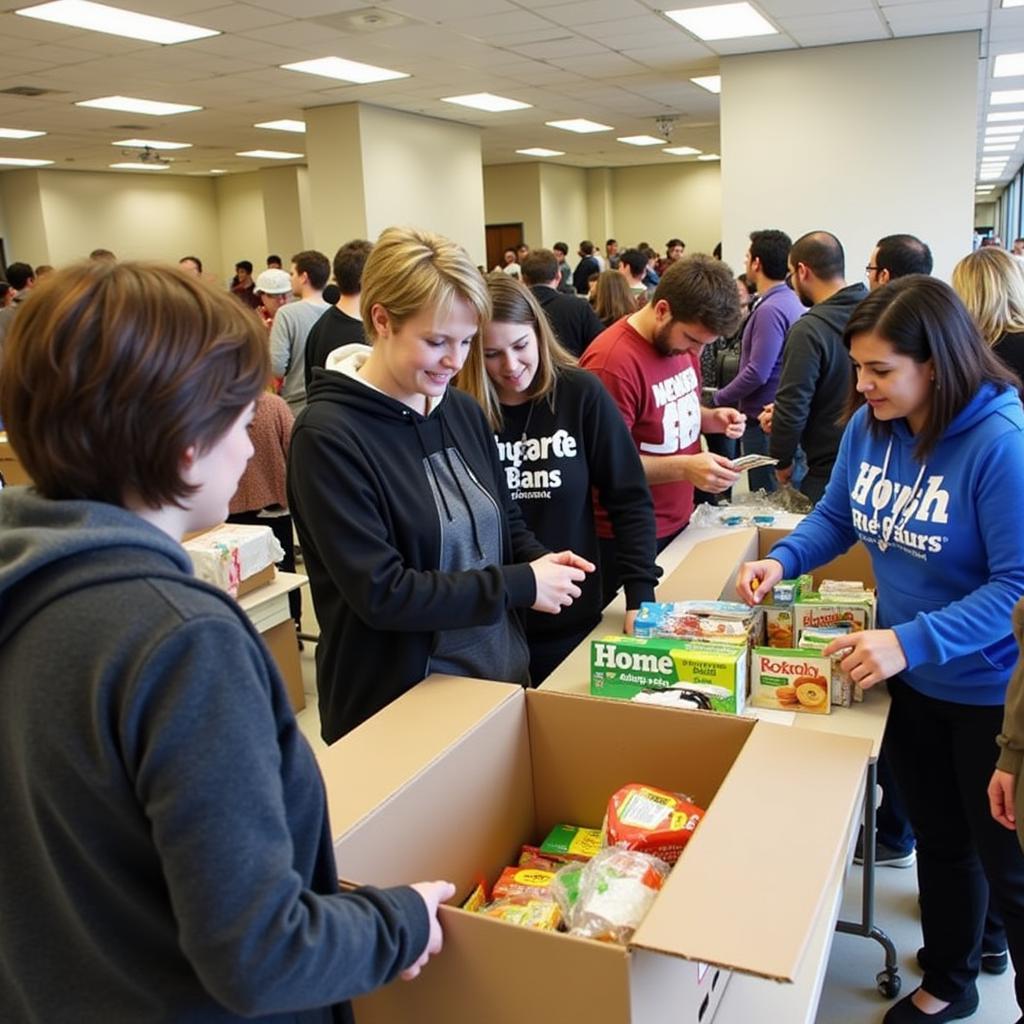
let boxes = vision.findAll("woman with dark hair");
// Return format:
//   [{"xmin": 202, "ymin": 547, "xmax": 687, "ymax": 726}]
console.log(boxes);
[
  {"xmin": 459, "ymin": 274, "xmax": 659, "ymax": 683},
  {"xmin": 737, "ymin": 275, "xmax": 1024, "ymax": 1024},
  {"xmin": 592, "ymin": 268, "xmax": 638, "ymax": 327}
]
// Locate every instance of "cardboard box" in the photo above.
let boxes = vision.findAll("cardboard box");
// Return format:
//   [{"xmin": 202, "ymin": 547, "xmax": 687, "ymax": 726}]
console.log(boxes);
[
  {"xmin": 750, "ymin": 647, "xmax": 832, "ymax": 714},
  {"xmin": 318, "ymin": 675, "xmax": 870, "ymax": 1024},
  {"xmin": 591, "ymin": 635, "xmax": 747, "ymax": 714}
]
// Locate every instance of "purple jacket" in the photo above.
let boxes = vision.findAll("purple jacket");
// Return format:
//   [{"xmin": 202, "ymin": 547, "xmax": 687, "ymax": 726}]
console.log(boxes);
[{"xmin": 714, "ymin": 283, "xmax": 805, "ymax": 419}]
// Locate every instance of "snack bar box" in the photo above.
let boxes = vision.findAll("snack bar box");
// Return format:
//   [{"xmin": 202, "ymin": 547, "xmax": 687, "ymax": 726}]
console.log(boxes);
[{"xmin": 319, "ymin": 674, "xmax": 869, "ymax": 1024}]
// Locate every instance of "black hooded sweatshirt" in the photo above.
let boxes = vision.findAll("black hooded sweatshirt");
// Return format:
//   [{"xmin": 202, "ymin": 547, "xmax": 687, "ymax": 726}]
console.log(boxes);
[
  {"xmin": 288, "ymin": 348, "xmax": 548, "ymax": 743},
  {"xmin": 769, "ymin": 283, "xmax": 868, "ymax": 481}
]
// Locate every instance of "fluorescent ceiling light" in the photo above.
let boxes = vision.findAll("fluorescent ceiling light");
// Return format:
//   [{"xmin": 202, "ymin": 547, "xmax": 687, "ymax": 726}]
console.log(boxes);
[
  {"xmin": 281, "ymin": 56, "xmax": 408, "ymax": 84},
  {"xmin": 110, "ymin": 161, "xmax": 169, "ymax": 170},
  {"xmin": 516, "ymin": 147, "xmax": 564, "ymax": 157},
  {"xmin": 690, "ymin": 75, "xmax": 721, "ymax": 94},
  {"xmin": 254, "ymin": 119, "xmax": 306, "ymax": 133},
  {"xmin": 1004, "ymin": 1, "xmax": 1024, "ymax": 9},
  {"xmin": 984, "ymin": 143, "xmax": 1016, "ymax": 151},
  {"xmin": 618, "ymin": 135, "xmax": 665, "ymax": 146},
  {"xmin": 663, "ymin": 146, "xmax": 702, "ymax": 156},
  {"xmin": 77, "ymin": 95, "xmax": 201, "ymax": 116},
  {"xmin": 0, "ymin": 156, "xmax": 53, "ymax": 166},
  {"xmin": 0, "ymin": 127, "xmax": 45, "ymax": 139},
  {"xmin": 546, "ymin": 118, "xmax": 613, "ymax": 133},
  {"xmin": 442, "ymin": 93, "xmax": 530, "ymax": 112},
  {"xmin": 980, "ymin": 171, "xmax": 1004, "ymax": 179},
  {"xmin": 16, "ymin": 0, "xmax": 218, "ymax": 44},
  {"xmin": 986, "ymin": 125, "xmax": 1024, "ymax": 134},
  {"xmin": 697, "ymin": 153, "xmax": 721, "ymax": 161},
  {"xmin": 210, "ymin": 168, "xmax": 227, "ymax": 174},
  {"xmin": 995, "ymin": 53, "xmax": 1024, "ymax": 78},
  {"xmin": 992, "ymin": 90, "xmax": 1024, "ymax": 105},
  {"xmin": 665, "ymin": 3, "xmax": 776, "ymax": 41},
  {"xmin": 989, "ymin": 110, "xmax": 1024, "ymax": 121},
  {"xmin": 236, "ymin": 149, "xmax": 303, "ymax": 159},
  {"xmin": 111, "ymin": 137, "xmax": 190, "ymax": 149}
]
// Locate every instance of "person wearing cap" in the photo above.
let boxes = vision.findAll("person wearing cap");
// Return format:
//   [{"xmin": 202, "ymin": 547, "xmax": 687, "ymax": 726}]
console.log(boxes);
[{"xmin": 254, "ymin": 268, "xmax": 292, "ymax": 330}]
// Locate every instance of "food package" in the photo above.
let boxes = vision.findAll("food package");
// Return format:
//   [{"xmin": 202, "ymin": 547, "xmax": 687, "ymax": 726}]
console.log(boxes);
[
  {"xmin": 763, "ymin": 574, "xmax": 814, "ymax": 647},
  {"xmin": 750, "ymin": 647, "xmax": 832, "ymax": 714},
  {"xmin": 794, "ymin": 586, "xmax": 875, "ymax": 636},
  {"xmin": 797, "ymin": 627, "xmax": 855, "ymax": 706},
  {"xmin": 517, "ymin": 844, "xmax": 571, "ymax": 871},
  {"xmin": 551, "ymin": 860, "xmax": 586, "ymax": 921},
  {"xmin": 604, "ymin": 783, "xmax": 705, "ymax": 864},
  {"xmin": 567, "ymin": 848, "xmax": 670, "ymax": 944},
  {"xmin": 491, "ymin": 864, "xmax": 558, "ymax": 901},
  {"xmin": 634, "ymin": 600, "xmax": 763, "ymax": 647},
  {"xmin": 539, "ymin": 824, "xmax": 603, "ymax": 862},
  {"xmin": 461, "ymin": 881, "xmax": 488, "ymax": 913},
  {"xmin": 591, "ymin": 635, "xmax": 747, "ymax": 714},
  {"xmin": 479, "ymin": 896, "xmax": 562, "ymax": 931},
  {"xmin": 183, "ymin": 523, "xmax": 283, "ymax": 597}
]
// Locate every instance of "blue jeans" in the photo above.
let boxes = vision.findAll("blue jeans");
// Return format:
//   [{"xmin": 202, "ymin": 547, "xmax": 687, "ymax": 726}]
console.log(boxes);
[{"xmin": 741, "ymin": 422, "xmax": 775, "ymax": 493}]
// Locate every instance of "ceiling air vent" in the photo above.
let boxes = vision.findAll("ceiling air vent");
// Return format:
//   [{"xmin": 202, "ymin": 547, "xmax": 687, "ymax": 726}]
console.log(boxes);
[
  {"xmin": 0, "ymin": 86, "xmax": 59, "ymax": 97},
  {"xmin": 312, "ymin": 7, "xmax": 415, "ymax": 33}
]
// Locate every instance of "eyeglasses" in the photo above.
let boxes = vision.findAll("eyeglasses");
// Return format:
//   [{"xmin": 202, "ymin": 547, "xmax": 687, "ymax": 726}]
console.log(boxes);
[{"xmin": 865, "ymin": 265, "xmax": 879, "ymax": 274}]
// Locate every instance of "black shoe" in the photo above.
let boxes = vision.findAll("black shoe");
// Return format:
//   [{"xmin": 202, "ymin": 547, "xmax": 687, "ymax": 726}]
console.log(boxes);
[
  {"xmin": 853, "ymin": 831, "xmax": 916, "ymax": 868},
  {"xmin": 882, "ymin": 988, "xmax": 978, "ymax": 1023},
  {"xmin": 917, "ymin": 946, "xmax": 1009, "ymax": 976}
]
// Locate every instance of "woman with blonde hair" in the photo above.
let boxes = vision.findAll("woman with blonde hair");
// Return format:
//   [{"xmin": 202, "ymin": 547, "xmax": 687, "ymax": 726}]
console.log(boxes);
[
  {"xmin": 288, "ymin": 227, "xmax": 594, "ymax": 741},
  {"xmin": 592, "ymin": 268, "xmax": 639, "ymax": 327},
  {"xmin": 952, "ymin": 246, "xmax": 1024, "ymax": 382},
  {"xmin": 459, "ymin": 273, "xmax": 658, "ymax": 683}
]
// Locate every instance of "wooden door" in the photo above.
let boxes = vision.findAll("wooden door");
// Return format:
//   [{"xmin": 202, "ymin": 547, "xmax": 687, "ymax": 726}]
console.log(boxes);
[{"xmin": 485, "ymin": 222, "xmax": 523, "ymax": 274}]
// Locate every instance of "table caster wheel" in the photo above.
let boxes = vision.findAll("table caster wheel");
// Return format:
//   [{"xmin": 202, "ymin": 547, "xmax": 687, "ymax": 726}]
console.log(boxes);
[{"xmin": 877, "ymin": 969, "xmax": 901, "ymax": 999}]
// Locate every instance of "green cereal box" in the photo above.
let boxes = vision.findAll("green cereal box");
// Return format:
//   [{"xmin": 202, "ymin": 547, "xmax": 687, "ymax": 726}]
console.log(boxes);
[
  {"xmin": 590, "ymin": 635, "xmax": 747, "ymax": 714},
  {"xmin": 540, "ymin": 824, "xmax": 603, "ymax": 862}
]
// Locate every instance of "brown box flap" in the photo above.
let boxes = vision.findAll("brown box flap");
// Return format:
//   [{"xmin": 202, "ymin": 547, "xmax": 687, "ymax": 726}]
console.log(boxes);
[
  {"xmin": 630, "ymin": 722, "xmax": 870, "ymax": 981},
  {"xmin": 659, "ymin": 529, "xmax": 759, "ymax": 603}
]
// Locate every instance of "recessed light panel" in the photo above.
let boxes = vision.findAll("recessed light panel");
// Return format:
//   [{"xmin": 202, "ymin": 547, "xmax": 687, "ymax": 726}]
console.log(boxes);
[
  {"xmin": 666, "ymin": 3, "xmax": 776, "ymax": 41},
  {"xmin": 0, "ymin": 156, "xmax": 53, "ymax": 166},
  {"xmin": 995, "ymin": 53, "xmax": 1024, "ymax": 78},
  {"xmin": 254, "ymin": 119, "xmax": 306, "ymax": 133},
  {"xmin": 442, "ymin": 93, "xmax": 531, "ymax": 112},
  {"xmin": 77, "ymin": 95, "xmax": 201, "ymax": 116},
  {"xmin": 0, "ymin": 127, "xmax": 45, "ymax": 139},
  {"xmin": 690, "ymin": 75, "xmax": 721, "ymax": 94},
  {"xmin": 986, "ymin": 125, "xmax": 1024, "ymax": 134},
  {"xmin": 992, "ymin": 90, "xmax": 1024, "ymax": 105},
  {"xmin": 618, "ymin": 135, "xmax": 665, "ymax": 146},
  {"xmin": 109, "ymin": 161, "xmax": 169, "ymax": 170},
  {"xmin": 516, "ymin": 147, "xmax": 564, "ymax": 157},
  {"xmin": 16, "ymin": 1, "xmax": 218, "ymax": 44},
  {"xmin": 697, "ymin": 153, "xmax": 721, "ymax": 161},
  {"xmin": 281, "ymin": 57, "xmax": 408, "ymax": 84},
  {"xmin": 111, "ymin": 138, "xmax": 191, "ymax": 149},
  {"xmin": 984, "ymin": 143, "xmax": 1016, "ymax": 151},
  {"xmin": 236, "ymin": 149, "xmax": 303, "ymax": 159},
  {"xmin": 989, "ymin": 110, "xmax": 1024, "ymax": 121},
  {"xmin": 663, "ymin": 146, "xmax": 702, "ymax": 156},
  {"xmin": 546, "ymin": 118, "xmax": 613, "ymax": 134}
]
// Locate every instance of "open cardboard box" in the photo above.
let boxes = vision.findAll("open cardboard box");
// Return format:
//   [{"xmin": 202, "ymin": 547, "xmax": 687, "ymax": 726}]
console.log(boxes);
[{"xmin": 319, "ymin": 673, "xmax": 870, "ymax": 1024}]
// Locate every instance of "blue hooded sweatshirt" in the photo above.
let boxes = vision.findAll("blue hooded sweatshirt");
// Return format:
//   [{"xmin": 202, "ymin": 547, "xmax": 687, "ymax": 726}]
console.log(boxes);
[{"xmin": 769, "ymin": 383, "xmax": 1024, "ymax": 706}]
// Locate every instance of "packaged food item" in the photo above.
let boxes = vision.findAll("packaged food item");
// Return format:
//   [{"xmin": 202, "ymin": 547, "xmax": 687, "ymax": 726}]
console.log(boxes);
[
  {"xmin": 750, "ymin": 647, "xmax": 832, "ymax": 714},
  {"xmin": 517, "ymin": 844, "xmax": 571, "ymax": 871},
  {"xmin": 491, "ymin": 864, "xmax": 557, "ymax": 901},
  {"xmin": 604, "ymin": 783, "xmax": 705, "ymax": 864},
  {"xmin": 765, "ymin": 605, "xmax": 795, "ymax": 648},
  {"xmin": 591, "ymin": 635, "xmax": 747, "ymax": 714},
  {"xmin": 634, "ymin": 601, "xmax": 762, "ymax": 647},
  {"xmin": 461, "ymin": 881, "xmax": 488, "ymax": 913},
  {"xmin": 797, "ymin": 627, "xmax": 855, "ymax": 706},
  {"xmin": 551, "ymin": 860, "xmax": 586, "ymax": 921},
  {"xmin": 794, "ymin": 587, "xmax": 876, "ymax": 637},
  {"xmin": 480, "ymin": 896, "xmax": 562, "ymax": 931},
  {"xmin": 568, "ymin": 848, "xmax": 669, "ymax": 944},
  {"xmin": 539, "ymin": 824, "xmax": 603, "ymax": 862}
]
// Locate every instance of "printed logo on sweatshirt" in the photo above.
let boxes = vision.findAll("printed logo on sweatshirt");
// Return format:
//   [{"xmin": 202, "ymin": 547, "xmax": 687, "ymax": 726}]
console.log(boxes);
[
  {"xmin": 849, "ymin": 460, "xmax": 950, "ymax": 558},
  {"xmin": 640, "ymin": 366, "xmax": 700, "ymax": 455},
  {"xmin": 495, "ymin": 429, "xmax": 579, "ymax": 500}
]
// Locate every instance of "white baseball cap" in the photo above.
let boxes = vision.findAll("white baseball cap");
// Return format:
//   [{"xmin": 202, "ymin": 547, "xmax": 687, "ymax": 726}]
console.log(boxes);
[{"xmin": 255, "ymin": 268, "xmax": 292, "ymax": 295}]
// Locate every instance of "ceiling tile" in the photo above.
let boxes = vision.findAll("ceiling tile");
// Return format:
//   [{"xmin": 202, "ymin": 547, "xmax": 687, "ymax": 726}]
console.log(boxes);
[
  {"xmin": 508, "ymin": 36, "xmax": 611, "ymax": 59},
  {"xmin": 189, "ymin": 5, "xmax": 294, "ymax": 31},
  {"xmin": 543, "ymin": 0, "xmax": 653, "ymax": 27},
  {"xmin": 780, "ymin": 9, "xmax": 889, "ymax": 46},
  {"xmin": 382, "ymin": 0, "xmax": 517, "ymax": 19}
]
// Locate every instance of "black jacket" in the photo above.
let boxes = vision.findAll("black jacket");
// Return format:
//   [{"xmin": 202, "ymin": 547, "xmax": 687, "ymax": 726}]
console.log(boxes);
[
  {"xmin": 770, "ymin": 283, "xmax": 868, "ymax": 480},
  {"xmin": 573, "ymin": 255, "xmax": 600, "ymax": 295},
  {"xmin": 288, "ymin": 355, "xmax": 547, "ymax": 743},
  {"xmin": 530, "ymin": 285, "xmax": 604, "ymax": 357},
  {"xmin": 304, "ymin": 307, "xmax": 366, "ymax": 389},
  {"xmin": 995, "ymin": 331, "xmax": 1024, "ymax": 385},
  {"xmin": 496, "ymin": 368, "xmax": 659, "ymax": 637}
]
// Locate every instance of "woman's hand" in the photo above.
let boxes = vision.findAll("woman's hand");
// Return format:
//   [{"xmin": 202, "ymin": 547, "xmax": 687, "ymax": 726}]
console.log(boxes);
[
  {"xmin": 403, "ymin": 880, "xmax": 457, "ymax": 981},
  {"xmin": 736, "ymin": 558, "xmax": 784, "ymax": 605},
  {"xmin": 822, "ymin": 629, "xmax": 907, "ymax": 690},
  {"xmin": 989, "ymin": 769, "xmax": 1018, "ymax": 831},
  {"xmin": 530, "ymin": 551, "xmax": 595, "ymax": 614}
]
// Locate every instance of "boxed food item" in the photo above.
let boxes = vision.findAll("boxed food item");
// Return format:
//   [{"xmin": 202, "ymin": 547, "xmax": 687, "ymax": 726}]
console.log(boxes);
[
  {"xmin": 793, "ymin": 589, "xmax": 876, "ymax": 636},
  {"xmin": 763, "ymin": 573, "xmax": 814, "ymax": 648},
  {"xmin": 322, "ymin": 676, "xmax": 870, "ymax": 1024},
  {"xmin": 750, "ymin": 647, "xmax": 832, "ymax": 714},
  {"xmin": 480, "ymin": 896, "xmax": 562, "ymax": 931},
  {"xmin": 590, "ymin": 635, "xmax": 747, "ymax": 714},
  {"xmin": 540, "ymin": 824, "xmax": 602, "ymax": 862},
  {"xmin": 604, "ymin": 783, "xmax": 704, "ymax": 865},
  {"xmin": 634, "ymin": 600, "xmax": 762, "ymax": 646},
  {"xmin": 491, "ymin": 864, "xmax": 558, "ymax": 900},
  {"xmin": 797, "ymin": 628, "xmax": 855, "ymax": 707},
  {"xmin": 183, "ymin": 522, "xmax": 283, "ymax": 597}
]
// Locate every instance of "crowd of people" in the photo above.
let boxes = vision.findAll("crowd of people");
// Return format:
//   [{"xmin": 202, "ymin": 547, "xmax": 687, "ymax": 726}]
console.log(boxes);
[{"xmin": 3, "ymin": 223, "xmax": 1024, "ymax": 1024}]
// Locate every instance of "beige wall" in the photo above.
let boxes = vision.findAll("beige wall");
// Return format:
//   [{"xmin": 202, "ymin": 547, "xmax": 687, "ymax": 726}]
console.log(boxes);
[
  {"xmin": 721, "ymin": 33, "xmax": 977, "ymax": 281},
  {"xmin": 610, "ymin": 163, "xmax": 722, "ymax": 258},
  {"xmin": 0, "ymin": 170, "xmax": 49, "ymax": 266},
  {"xmin": 974, "ymin": 202, "xmax": 996, "ymax": 227},
  {"xmin": 215, "ymin": 172, "xmax": 267, "ymax": 281},
  {"xmin": 34, "ymin": 169, "xmax": 221, "ymax": 269},
  {"xmin": 305, "ymin": 103, "xmax": 368, "ymax": 254},
  {"xmin": 539, "ymin": 164, "xmax": 588, "ymax": 251},
  {"xmin": 484, "ymin": 163, "xmax": 542, "ymax": 255}
]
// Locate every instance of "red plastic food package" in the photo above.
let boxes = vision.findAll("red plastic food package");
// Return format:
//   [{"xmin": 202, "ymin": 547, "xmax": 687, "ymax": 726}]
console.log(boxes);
[{"xmin": 604, "ymin": 783, "xmax": 705, "ymax": 865}]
